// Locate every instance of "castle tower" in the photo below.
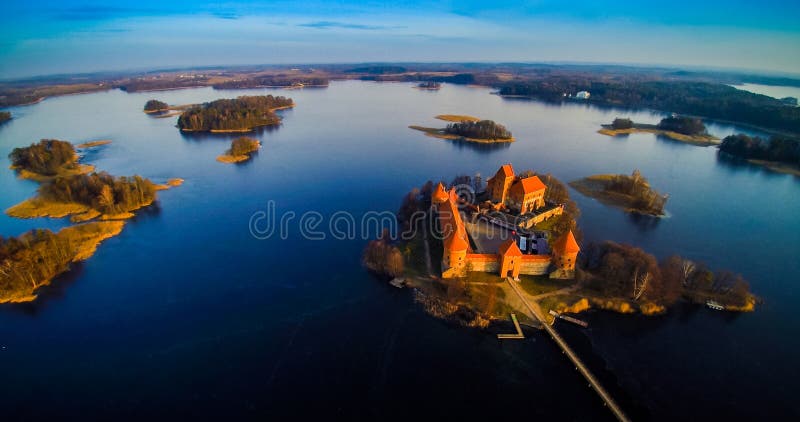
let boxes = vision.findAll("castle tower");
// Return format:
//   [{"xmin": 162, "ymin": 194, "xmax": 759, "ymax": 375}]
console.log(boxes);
[
  {"xmin": 498, "ymin": 237, "xmax": 523, "ymax": 280},
  {"xmin": 432, "ymin": 182, "xmax": 449, "ymax": 204},
  {"xmin": 437, "ymin": 186, "xmax": 470, "ymax": 278},
  {"xmin": 550, "ymin": 230, "xmax": 580, "ymax": 279},
  {"xmin": 486, "ymin": 164, "xmax": 515, "ymax": 204}
]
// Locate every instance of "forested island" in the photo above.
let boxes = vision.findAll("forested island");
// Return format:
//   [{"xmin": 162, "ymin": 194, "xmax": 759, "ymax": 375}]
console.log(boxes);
[
  {"xmin": 410, "ymin": 115, "xmax": 514, "ymax": 143},
  {"xmin": 0, "ymin": 111, "xmax": 11, "ymax": 124},
  {"xmin": 212, "ymin": 76, "xmax": 328, "ymax": 90},
  {"xmin": 364, "ymin": 168, "xmax": 754, "ymax": 330},
  {"xmin": 143, "ymin": 99, "xmax": 169, "ymax": 113},
  {"xmin": 0, "ymin": 222, "xmax": 124, "ymax": 303},
  {"xmin": 177, "ymin": 95, "xmax": 294, "ymax": 132},
  {"xmin": 2, "ymin": 135, "xmax": 184, "ymax": 303},
  {"xmin": 416, "ymin": 81, "xmax": 441, "ymax": 90},
  {"xmin": 217, "ymin": 137, "xmax": 261, "ymax": 163},
  {"xmin": 9, "ymin": 139, "xmax": 94, "ymax": 181},
  {"xmin": 7, "ymin": 140, "xmax": 167, "ymax": 222},
  {"xmin": 569, "ymin": 170, "xmax": 668, "ymax": 216},
  {"xmin": 719, "ymin": 133, "xmax": 800, "ymax": 175},
  {"xmin": 599, "ymin": 116, "xmax": 718, "ymax": 145}
]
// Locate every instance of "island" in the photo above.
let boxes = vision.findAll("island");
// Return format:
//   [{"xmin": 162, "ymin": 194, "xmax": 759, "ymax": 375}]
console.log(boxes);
[
  {"xmin": 0, "ymin": 222, "xmax": 125, "ymax": 303},
  {"xmin": 8, "ymin": 139, "xmax": 94, "ymax": 181},
  {"xmin": 415, "ymin": 81, "xmax": 441, "ymax": 90},
  {"xmin": 410, "ymin": 115, "xmax": 514, "ymax": 143},
  {"xmin": 217, "ymin": 137, "xmax": 261, "ymax": 163},
  {"xmin": 0, "ymin": 111, "xmax": 10, "ymax": 124},
  {"xmin": 599, "ymin": 116, "xmax": 719, "ymax": 146},
  {"xmin": 718, "ymin": 133, "xmax": 800, "ymax": 176},
  {"xmin": 6, "ymin": 140, "xmax": 170, "ymax": 222},
  {"xmin": 569, "ymin": 170, "xmax": 669, "ymax": 216},
  {"xmin": 76, "ymin": 139, "xmax": 112, "ymax": 148},
  {"xmin": 2, "ymin": 136, "xmax": 184, "ymax": 304},
  {"xmin": 363, "ymin": 163, "xmax": 755, "ymax": 330},
  {"xmin": 177, "ymin": 95, "xmax": 294, "ymax": 133},
  {"xmin": 143, "ymin": 99, "xmax": 169, "ymax": 113}
]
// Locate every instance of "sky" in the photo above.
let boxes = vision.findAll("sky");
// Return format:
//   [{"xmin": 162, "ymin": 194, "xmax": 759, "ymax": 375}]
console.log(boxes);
[{"xmin": 0, "ymin": 0, "xmax": 798, "ymax": 79}]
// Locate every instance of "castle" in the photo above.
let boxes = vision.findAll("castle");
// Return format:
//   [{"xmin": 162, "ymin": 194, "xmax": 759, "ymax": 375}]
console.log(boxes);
[{"xmin": 434, "ymin": 164, "xmax": 579, "ymax": 280}]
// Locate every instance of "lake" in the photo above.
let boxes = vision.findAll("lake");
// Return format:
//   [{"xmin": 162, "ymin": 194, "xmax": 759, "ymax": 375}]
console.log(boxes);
[{"xmin": 0, "ymin": 81, "xmax": 798, "ymax": 420}]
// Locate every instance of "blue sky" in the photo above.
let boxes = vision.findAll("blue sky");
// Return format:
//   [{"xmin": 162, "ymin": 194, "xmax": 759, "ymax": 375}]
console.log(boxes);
[{"xmin": 1, "ymin": 0, "xmax": 798, "ymax": 79}]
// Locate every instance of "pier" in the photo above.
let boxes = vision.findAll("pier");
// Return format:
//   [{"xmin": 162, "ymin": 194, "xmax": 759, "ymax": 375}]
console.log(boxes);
[{"xmin": 506, "ymin": 278, "xmax": 631, "ymax": 422}]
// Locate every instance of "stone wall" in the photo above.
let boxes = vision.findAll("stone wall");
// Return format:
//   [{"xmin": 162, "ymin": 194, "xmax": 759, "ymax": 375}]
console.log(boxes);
[{"xmin": 519, "ymin": 255, "xmax": 551, "ymax": 275}]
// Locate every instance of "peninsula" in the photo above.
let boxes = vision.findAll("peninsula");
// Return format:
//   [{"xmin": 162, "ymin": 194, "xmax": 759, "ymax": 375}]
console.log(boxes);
[
  {"xmin": 0, "ymin": 111, "xmax": 10, "ymax": 124},
  {"xmin": 569, "ymin": 170, "xmax": 669, "ymax": 216},
  {"xmin": 177, "ymin": 95, "xmax": 294, "ymax": 133},
  {"xmin": 410, "ymin": 115, "xmax": 514, "ymax": 143},
  {"xmin": 599, "ymin": 117, "xmax": 719, "ymax": 146},
  {"xmin": 719, "ymin": 133, "xmax": 800, "ymax": 176},
  {"xmin": 0, "ymin": 222, "xmax": 125, "ymax": 303},
  {"xmin": 217, "ymin": 137, "xmax": 261, "ymax": 163}
]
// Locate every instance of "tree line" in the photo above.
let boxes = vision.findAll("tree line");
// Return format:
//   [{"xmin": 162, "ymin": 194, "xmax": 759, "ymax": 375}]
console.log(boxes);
[
  {"xmin": 177, "ymin": 95, "xmax": 293, "ymax": 132},
  {"xmin": 657, "ymin": 116, "xmax": 707, "ymax": 135},
  {"xmin": 228, "ymin": 137, "xmax": 260, "ymax": 156},
  {"xmin": 362, "ymin": 230, "xmax": 405, "ymax": 279},
  {"xmin": 719, "ymin": 134, "xmax": 800, "ymax": 165},
  {"xmin": 605, "ymin": 170, "xmax": 668, "ymax": 215},
  {"xmin": 40, "ymin": 172, "xmax": 157, "ymax": 215},
  {"xmin": 580, "ymin": 241, "xmax": 754, "ymax": 308},
  {"xmin": 445, "ymin": 120, "xmax": 512, "ymax": 140},
  {"xmin": 9, "ymin": 139, "xmax": 77, "ymax": 176},
  {"xmin": 213, "ymin": 76, "xmax": 328, "ymax": 89},
  {"xmin": 499, "ymin": 78, "xmax": 800, "ymax": 134},
  {"xmin": 144, "ymin": 99, "xmax": 168, "ymax": 111}
]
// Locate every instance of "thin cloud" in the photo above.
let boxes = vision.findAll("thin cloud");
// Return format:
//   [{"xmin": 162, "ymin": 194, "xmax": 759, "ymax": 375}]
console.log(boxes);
[{"xmin": 298, "ymin": 21, "xmax": 402, "ymax": 30}]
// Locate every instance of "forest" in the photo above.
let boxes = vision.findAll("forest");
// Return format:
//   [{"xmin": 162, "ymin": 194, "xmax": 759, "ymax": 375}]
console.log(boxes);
[
  {"xmin": 719, "ymin": 134, "xmax": 800, "ymax": 165},
  {"xmin": 0, "ymin": 111, "xmax": 10, "ymax": 123},
  {"xmin": 228, "ymin": 137, "xmax": 260, "ymax": 156},
  {"xmin": 657, "ymin": 116, "xmax": 707, "ymax": 135},
  {"xmin": 143, "ymin": 99, "xmax": 168, "ymax": 111},
  {"xmin": 177, "ymin": 95, "xmax": 293, "ymax": 132},
  {"xmin": 580, "ymin": 241, "xmax": 755, "ymax": 309},
  {"xmin": 605, "ymin": 170, "xmax": 668, "ymax": 215},
  {"xmin": 39, "ymin": 172, "xmax": 158, "ymax": 215},
  {"xmin": 362, "ymin": 232, "xmax": 404, "ymax": 279},
  {"xmin": 9, "ymin": 139, "xmax": 77, "ymax": 176},
  {"xmin": 212, "ymin": 76, "xmax": 328, "ymax": 89},
  {"xmin": 0, "ymin": 222, "xmax": 124, "ymax": 303},
  {"xmin": 444, "ymin": 120, "xmax": 512, "ymax": 140},
  {"xmin": 499, "ymin": 78, "xmax": 800, "ymax": 134},
  {"xmin": 611, "ymin": 118, "xmax": 633, "ymax": 129}
]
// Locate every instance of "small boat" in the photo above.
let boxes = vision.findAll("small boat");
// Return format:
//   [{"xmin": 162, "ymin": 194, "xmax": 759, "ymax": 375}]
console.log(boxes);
[
  {"xmin": 706, "ymin": 300, "xmax": 725, "ymax": 311},
  {"xmin": 389, "ymin": 278, "xmax": 406, "ymax": 289}
]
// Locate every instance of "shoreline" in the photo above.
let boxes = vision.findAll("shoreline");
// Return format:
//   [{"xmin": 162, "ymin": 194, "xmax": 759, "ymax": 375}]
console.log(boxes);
[
  {"xmin": 409, "ymin": 125, "xmax": 515, "ymax": 144},
  {"xmin": 598, "ymin": 124, "xmax": 720, "ymax": 146},
  {"xmin": 569, "ymin": 175, "xmax": 666, "ymax": 217}
]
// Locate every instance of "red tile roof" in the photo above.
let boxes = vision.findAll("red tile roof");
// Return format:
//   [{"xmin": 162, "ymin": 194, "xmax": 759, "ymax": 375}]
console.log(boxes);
[
  {"xmin": 432, "ymin": 182, "xmax": 449, "ymax": 203},
  {"xmin": 497, "ymin": 164, "xmax": 514, "ymax": 179},
  {"xmin": 552, "ymin": 230, "xmax": 580, "ymax": 254},
  {"xmin": 517, "ymin": 176, "xmax": 546, "ymax": 194},
  {"xmin": 498, "ymin": 238, "xmax": 523, "ymax": 256}
]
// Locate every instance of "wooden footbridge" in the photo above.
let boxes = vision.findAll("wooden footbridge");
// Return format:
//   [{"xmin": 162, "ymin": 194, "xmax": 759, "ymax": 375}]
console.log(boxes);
[{"xmin": 506, "ymin": 278, "xmax": 631, "ymax": 422}]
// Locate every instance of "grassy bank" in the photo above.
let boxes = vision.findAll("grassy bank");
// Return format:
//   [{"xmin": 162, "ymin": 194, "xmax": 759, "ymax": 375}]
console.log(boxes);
[{"xmin": 598, "ymin": 124, "xmax": 719, "ymax": 146}]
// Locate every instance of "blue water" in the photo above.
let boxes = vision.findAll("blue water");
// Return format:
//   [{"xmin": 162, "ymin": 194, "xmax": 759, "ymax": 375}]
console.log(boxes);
[{"xmin": 0, "ymin": 81, "xmax": 797, "ymax": 420}]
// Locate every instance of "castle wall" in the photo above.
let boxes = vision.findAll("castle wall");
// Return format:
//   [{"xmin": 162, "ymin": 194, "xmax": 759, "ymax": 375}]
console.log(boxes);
[
  {"xmin": 519, "ymin": 255, "xmax": 552, "ymax": 275},
  {"xmin": 466, "ymin": 254, "xmax": 499, "ymax": 272}
]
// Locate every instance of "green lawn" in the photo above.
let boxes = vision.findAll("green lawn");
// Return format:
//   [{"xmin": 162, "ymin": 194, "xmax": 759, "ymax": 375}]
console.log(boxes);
[{"xmin": 517, "ymin": 274, "xmax": 572, "ymax": 296}]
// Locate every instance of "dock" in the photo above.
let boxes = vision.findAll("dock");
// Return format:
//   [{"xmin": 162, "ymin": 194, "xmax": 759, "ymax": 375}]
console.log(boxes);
[
  {"xmin": 549, "ymin": 309, "xmax": 589, "ymax": 328},
  {"xmin": 497, "ymin": 313, "xmax": 525, "ymax": 339},
  {"xmin": 506, "ymin": 278, "xmax": 631, "ymax": 422}
]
